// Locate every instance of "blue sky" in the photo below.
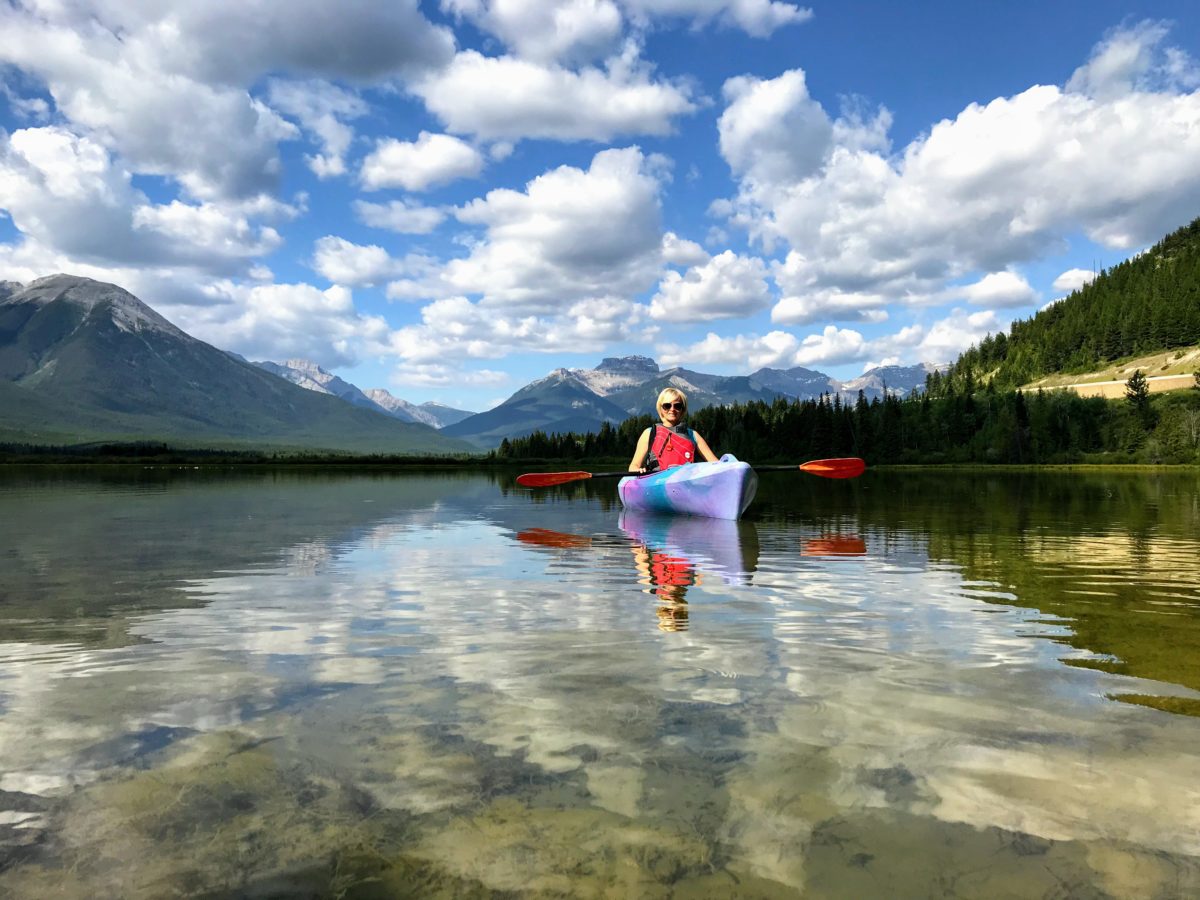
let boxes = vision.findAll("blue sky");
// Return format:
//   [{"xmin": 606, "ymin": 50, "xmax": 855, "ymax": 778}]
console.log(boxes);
[{"xmin": 2, "ymin": 1, "xmax": 1199, "ymax": 412}]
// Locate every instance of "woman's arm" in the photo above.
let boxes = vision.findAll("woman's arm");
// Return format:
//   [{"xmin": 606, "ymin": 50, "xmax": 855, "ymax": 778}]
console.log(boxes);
[
  {"xmin": 628, "ymin": 428, "xmax": 652, "ymax": 471},
  {"xmin": 694, "ymin": 431, "xmax": 719, "ymax": 463}
]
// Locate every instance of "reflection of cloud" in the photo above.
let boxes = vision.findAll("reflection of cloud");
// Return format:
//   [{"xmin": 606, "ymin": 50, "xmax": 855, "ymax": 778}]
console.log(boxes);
[{"xmin": 0, "ymin": 488, "xmax": 1198, "ymax": 896}]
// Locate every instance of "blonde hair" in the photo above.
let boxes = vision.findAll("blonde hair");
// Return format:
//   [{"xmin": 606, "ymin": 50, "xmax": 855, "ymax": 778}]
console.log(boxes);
[{"xmin": 656, "ymin": 387, "xmax": 687, "ymax": 412}]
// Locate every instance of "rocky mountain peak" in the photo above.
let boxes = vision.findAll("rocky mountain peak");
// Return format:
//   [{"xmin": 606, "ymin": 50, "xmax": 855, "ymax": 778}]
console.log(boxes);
[
  {"xmin": 283, "ymin": 358, "xmax": 327, "ymax": 374},
  {"xmin": 596, "ymin": 355, "xmax": 659, "ymax": 375},
  {"xmin": 8, "ymin": 274, "xmax": 183, "ymax": 337}
]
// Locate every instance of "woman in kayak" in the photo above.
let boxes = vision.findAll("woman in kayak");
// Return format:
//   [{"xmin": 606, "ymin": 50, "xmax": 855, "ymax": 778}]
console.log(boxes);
[{"xmin": 628, "ymin": 387, "xmax": 719, "ymax": 474}]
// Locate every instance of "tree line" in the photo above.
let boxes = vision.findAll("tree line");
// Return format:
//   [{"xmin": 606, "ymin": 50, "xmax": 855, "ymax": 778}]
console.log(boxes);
[{"xmin": 492, "ymin": 381, "xmax": 1200, "ymax": 466}]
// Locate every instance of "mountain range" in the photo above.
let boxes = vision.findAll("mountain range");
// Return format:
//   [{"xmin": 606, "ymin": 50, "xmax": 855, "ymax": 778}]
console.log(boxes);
[
  {"xmin": 250, "ymin": 358, "xmax": 473, "ymax": 429},
  {"xmin": 0, "ymin": 273, "xmax": 939, "ymax": 453},
  {"xmin": 441, "ymin": 356, "xmax": 939, "ymax": 447},
  {"xmin": 0, "ymin": 275, "xmax": 473, "ymax": 454}
]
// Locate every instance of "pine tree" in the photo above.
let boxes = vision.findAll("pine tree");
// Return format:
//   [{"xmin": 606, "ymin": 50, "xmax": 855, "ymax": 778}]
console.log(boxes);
[{"xmin": 1125, "ymin": 369, "xmax": 1154, "ymax": 428}]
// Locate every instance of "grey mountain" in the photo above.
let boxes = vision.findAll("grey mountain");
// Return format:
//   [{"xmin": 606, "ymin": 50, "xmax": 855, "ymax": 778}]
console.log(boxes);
[
  {"xmin": 414, "ymin": 400, "xmax": 475, "ymax": 429},
  {"xmin": 573, "ymin": 355, "xmax": 661, "ymax": 395},
  {"xmin": 0, "ymin": 274, "xmax": 475, "ymax": 454},
  {"xmin": 445, "ymin": 356, "xmax": 942, "ymax": 448},
  {"xmin": 606, "ymin": 367, "xmax": 785, "ymax": 415},
  {"xmin": 248, "ymin": 359, "xmax": 474, "ymax": 428},
  {"xmin": 441, "ymin": 367, "xmax": 630, "ymax": 447},
  {"xmin": 749, "ymin": 366, "xmax": 840, "ymax": 398},
  {"xmin": 254, "ymin": 358, "xmax": 393, "ymax": 415},
  {"xmin": 840, "ymin": 363, "xmax": 941, "ymax": 398},
  {"xmin": 363, "ymin": 389, "xmax": 474, "ymax": 429}
]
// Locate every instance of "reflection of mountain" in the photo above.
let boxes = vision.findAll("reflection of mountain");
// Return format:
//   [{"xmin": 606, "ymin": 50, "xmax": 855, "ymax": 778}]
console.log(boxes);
[{"xmin": 0, "ymin": 469, "xmax": 501, "ymax": 647}]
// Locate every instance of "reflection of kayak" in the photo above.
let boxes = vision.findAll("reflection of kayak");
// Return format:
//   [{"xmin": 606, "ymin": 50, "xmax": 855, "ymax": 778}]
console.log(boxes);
[
  {"xmin": 618, "ymin": 454, "xmax": 758, "ymax": 520},
  {"xmin": 618, "ymin": 508, "xmax": 759, "ymax": 585}
]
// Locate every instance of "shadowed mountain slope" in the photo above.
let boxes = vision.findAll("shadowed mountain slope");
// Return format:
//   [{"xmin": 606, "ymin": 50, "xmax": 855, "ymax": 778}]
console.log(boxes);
[{"xmin": 0, "ymin": 275, "xmax": 475, "ymax": 454}]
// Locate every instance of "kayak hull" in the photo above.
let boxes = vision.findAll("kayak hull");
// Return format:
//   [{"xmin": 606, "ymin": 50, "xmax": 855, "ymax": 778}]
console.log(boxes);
[{"xmin": 618, "ymin": 455, "xmax": 757, "ymax": 520}]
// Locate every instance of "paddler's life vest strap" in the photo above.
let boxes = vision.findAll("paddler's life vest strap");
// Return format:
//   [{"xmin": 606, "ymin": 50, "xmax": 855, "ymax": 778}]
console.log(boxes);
[{"xmin": 645, "ymin": 424, "xmax": 697, "ymax": 471}]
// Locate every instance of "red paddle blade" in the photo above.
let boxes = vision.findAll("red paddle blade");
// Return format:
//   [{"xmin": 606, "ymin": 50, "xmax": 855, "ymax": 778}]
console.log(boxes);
[
  {"xmin": 516, "ymin": 471, "xmax": 593, "ymax": 488},
  {"xmin": 798, "ymin": 457, "xmax": 866, "ymax": 479},
  {"xmin": 517, "ymin": 528, "xmax": 593, "ymax": 549},
  {"xmin": 803, "ymin": 535, "xmax": 867, "ymax": 556}
]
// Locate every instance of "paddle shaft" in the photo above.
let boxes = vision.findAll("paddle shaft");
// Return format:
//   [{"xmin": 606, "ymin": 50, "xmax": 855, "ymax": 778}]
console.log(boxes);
[{"xmin": 517, "ymin": 457, "xmax": 864, "ymax": 487}]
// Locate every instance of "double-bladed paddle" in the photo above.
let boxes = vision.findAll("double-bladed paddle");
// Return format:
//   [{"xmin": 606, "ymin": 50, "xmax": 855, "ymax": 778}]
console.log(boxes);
[{"xmin": 516, "ymin": 457, "xmax": 865, "ymax": 487}]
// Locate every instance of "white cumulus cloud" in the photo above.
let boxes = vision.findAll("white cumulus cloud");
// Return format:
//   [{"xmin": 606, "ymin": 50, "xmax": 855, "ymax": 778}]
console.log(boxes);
[
  {"xmin": 409, "ymin": 49, "xmax": 697, "ymax": 142},
  {"xmin": 387, "ymin": 295, "xmax": 632, "ymax": 363},
  {"xmin": 954, "ymin": 271, "xmax": 1038, "ymax": 308},
  {"xmin": 311, "ymin": 236, "xmax": 400, "ymax": 285},
  {"xmin": 426, "ymin": 146, "xmax": 666, "ymax": 312},
  {"xmin": 658, "ymin": 329, "xmax": 800, "ymax": 368},
  {"xmin": 661, "ymin": 231, "xmax": 710, "ymax": 267},
  {"xmin": 716, "ymin": 23, "xmax": 1200, "ymax": 322},
  {"xmin": 354, "ymin": 199, "xmax": 447, "ymax": 234},
  {"xmin": 1052, "ymin": 267, "xmax": 1097, "ymax": 293},
  {"xmin": 0, "ymin": 1, "xmax": 453, "ymax": 199},
  {"xmin": 441, "ymin": 0, "xmax": 810, "ymax": 65},
  {"xmin": 360, "ymin": 132, "xmax": 485, "ymax": 192},
  {"xmin": 179, "ymin": 281, "xmax": 392, "ymax": 369},
  {"xmin": 622, "ymin": 0, "xmax": 812, "ymax": 37},
  {"xmin": 0, "ymin": 127, "xmax": 284, "ymax": 274},
  {"xmin": 649, "ymin": 250, "xmax": 771, "ymax": 320},
  {"xmin": 440, "ymin": 0, "xmax": 624, "ymax": 63}
]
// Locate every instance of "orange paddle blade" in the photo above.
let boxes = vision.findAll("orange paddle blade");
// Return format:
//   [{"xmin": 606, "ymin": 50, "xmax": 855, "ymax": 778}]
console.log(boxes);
[
  {"xmin": 803, "ymin": 535, "xmax": 867, "ymax": 556},
  {"xmin": 516, "ymin": 471, "xmax": 594, "ymax": 487},
  {"xmin": 798, "ymin": 457, "xmax": 865, "ymax": 479},
  {"xmin": 517, "ymin": 528, "xmax": 594, "ymax": 549}
]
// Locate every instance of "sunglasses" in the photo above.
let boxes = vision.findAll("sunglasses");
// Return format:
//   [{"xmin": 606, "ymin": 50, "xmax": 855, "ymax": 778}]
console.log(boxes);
[{"xmin": 660, "ymin": 402, "xmax": 685, "ymax": 411}]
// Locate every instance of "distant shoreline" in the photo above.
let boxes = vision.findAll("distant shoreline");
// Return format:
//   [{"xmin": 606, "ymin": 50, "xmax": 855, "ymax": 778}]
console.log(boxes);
[{"xmin": 1, "ymin": 445, "xmax": 1195, "ymax": 471}]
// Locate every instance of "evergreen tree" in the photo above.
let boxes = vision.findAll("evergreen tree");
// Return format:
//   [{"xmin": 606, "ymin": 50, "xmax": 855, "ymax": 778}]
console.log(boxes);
[{"xmin": 1125, "ymin": 369, "xmax": 1154, "ymax": 428}]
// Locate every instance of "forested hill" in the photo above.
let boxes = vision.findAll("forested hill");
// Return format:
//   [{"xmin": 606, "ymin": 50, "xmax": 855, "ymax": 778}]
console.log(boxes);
[{"xmin": 932, "ymin": 216, "xmax": 1200, "ymax": 394}]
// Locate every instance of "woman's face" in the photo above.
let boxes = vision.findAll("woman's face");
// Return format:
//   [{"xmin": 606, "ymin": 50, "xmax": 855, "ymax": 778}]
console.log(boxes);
[{"xmin": 658, "ymin": 395, "xmax": 685, "ymax": 426}]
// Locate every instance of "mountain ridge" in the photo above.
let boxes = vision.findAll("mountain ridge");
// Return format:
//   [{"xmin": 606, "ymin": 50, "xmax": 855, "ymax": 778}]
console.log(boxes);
[
  {"xmin": 445, "ymin": 356, "xmax": 939, "ymax": 447},
  {"xmin": 0, "ymin": 275, "xmax": 475, "ymax": 454},
  {"xmin": 250, "ymin": 358, "xmax": 475, "ymax": 428}
]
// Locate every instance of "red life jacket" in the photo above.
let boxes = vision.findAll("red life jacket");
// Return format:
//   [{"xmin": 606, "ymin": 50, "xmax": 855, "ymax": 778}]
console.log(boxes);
[
  {"xmin": 648, "ymin": 424, "xmax": 697, "ymax": 469},
  {"xmin": 649, "ymin": 551, "xmax": 695, "ymax": 587}
]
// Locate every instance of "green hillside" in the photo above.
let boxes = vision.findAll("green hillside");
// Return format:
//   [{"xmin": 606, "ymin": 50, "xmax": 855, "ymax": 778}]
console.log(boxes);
[{"xmin": 933, "ymin": 215, "xmax": 1200, "ymax": 394}]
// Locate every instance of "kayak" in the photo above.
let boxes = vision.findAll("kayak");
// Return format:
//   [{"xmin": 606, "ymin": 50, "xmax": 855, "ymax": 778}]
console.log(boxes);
[{"xmin": 618, "ymin": 454, "xmax": 758, "ymax": 520}]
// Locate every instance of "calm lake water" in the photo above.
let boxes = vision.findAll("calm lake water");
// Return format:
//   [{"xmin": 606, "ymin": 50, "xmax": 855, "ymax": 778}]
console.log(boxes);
[{"xmin": 1, "ymin": 466, "xmax": 1198, "ymax": 898}]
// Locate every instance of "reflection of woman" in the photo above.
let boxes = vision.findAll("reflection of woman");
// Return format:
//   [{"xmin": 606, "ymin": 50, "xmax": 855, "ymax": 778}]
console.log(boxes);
[
  {"xmin": 628, "ymin": 388, "xmax": 719, "ymax": 474},
  {"xmin": 631, "ymin": 543, "xmax": 697, "ymax": 632}
]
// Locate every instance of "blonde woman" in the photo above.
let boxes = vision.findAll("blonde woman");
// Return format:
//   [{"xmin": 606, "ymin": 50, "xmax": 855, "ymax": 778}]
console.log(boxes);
[{"xmin": 628, "ymin": 388, "xmax": 719, "ymax": 474}]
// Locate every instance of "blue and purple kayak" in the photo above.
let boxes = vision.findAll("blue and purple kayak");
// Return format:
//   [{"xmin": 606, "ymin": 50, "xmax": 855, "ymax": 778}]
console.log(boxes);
[{"xmin": 618, "ymin": 454, "xmax": 758, "ymax": 520}]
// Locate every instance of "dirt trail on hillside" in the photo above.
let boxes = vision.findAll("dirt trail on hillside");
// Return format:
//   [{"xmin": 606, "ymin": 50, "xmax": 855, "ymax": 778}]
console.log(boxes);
[{"xmin": 1052, "ymin": 375, "xmax": 1196, "ymax": 399}]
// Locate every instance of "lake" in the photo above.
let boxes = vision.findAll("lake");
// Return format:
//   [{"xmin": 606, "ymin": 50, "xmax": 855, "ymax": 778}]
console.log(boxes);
[{"xmin": 0, "ymin": 466, "xmax": 1198, "ymax": 898}]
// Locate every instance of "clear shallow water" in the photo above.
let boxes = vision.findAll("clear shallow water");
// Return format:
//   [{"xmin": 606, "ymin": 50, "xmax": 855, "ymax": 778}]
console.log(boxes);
[{"xmin": 0, "ymin": 466, "xmax": 1199, "ymax": 898}]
